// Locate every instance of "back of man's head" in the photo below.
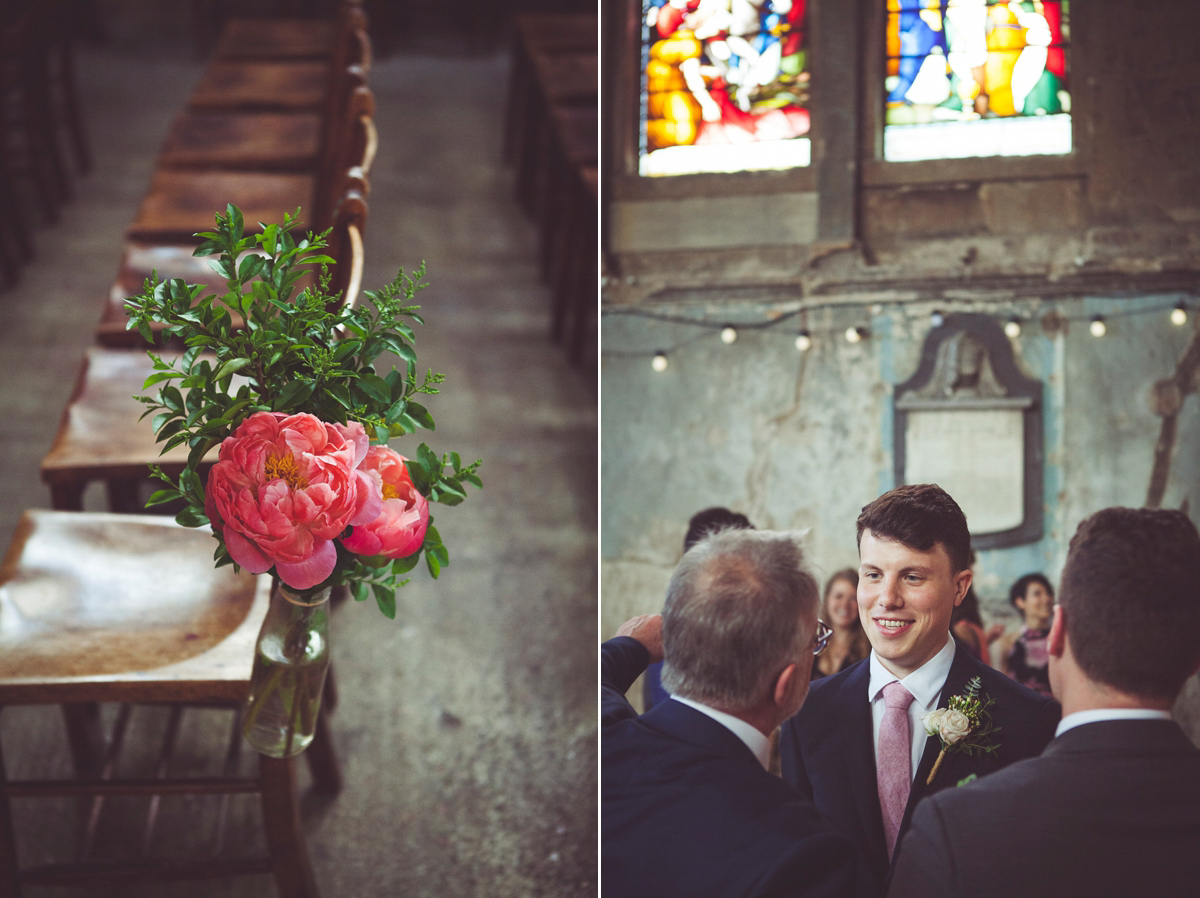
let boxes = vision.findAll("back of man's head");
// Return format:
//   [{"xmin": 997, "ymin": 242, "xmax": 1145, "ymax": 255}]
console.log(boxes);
[
  {"xmin": 855, "ymin": 483, "xmax": 972, "ymax": 573},
  {"xmin": 683, "ymin": 507, "xmax": 753, "ymax": 551},
  {"xmin": 661, "ymin": 528, "xmax": 816, "ymax": 712},
  {"xmin": 1059, "ymin": 507, "xmax": 1200, "ymax": 702}
]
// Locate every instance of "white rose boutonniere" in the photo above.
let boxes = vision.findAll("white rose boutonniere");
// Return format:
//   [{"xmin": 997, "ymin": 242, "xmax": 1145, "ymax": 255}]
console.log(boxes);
[{"xmin": 920, "ymin": 676, "xmax": 1000, "ymax": 785}]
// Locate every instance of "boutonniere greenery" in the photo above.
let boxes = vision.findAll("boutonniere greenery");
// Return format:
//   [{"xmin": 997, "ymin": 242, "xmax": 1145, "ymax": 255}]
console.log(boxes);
[{"xmin": 920, "ymin": 676, "xmax": 1000, "ymax": 785}]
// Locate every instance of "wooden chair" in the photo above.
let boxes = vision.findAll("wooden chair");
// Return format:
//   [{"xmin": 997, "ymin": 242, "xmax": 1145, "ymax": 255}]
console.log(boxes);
[
  {"xmin": 157, "ymin": 58, "xmax": 368, "ymax": 174},
  {"xmin": 187, "ymin": 12, "xmax": 369, "ymax": 114},
  {"xmin": 549, "ymin": 163, "xmax": 596, "ymax": 368},
  {"xmin": 96, "ymin": 182, "xmax": 369, "ymax": 347},
  {"xmin": 502, "ymin": 12, "xmax": 597, "ymax": 167},
  {"xmin": 210, "ymin": 0, "xmax": 364, "ymax": 61},
  {"xmin": 535, "ymin": 100, "xmax": 597, "ymax": 280},
  {"xmin": 126, "ymin": 84, "xmax": 376, "ymax": 244},
  {"xmin": 63, "ymin": 190, "xmax": 372, "ymax": 509},
  {"xmin": 0, "ymin": 509, "xmax": 323, "ymax": 897},
  {"xmin": 513, "ymin": 49, "xmax": 596, "ymax": 217},
  {"xmin": 0, "ymin": 1, "xmax": 72, "ymax": 229}
]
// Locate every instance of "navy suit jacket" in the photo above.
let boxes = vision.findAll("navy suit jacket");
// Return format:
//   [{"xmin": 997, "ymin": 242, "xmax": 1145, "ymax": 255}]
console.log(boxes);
[
  {"xmin": 889, "ymin": 718, "xmax": 1200, "ymax": 897},
  {"xmin": 602, "ymin": 637, "xmax": 854, "ymax": 898},
  {"xmin": 778, "ymin": 642, "xmax": 1060, "ymax": 898}
]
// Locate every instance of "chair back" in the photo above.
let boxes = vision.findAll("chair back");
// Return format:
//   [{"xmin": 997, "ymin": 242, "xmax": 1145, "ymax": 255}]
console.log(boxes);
[{"xmin": 325, "ymin": 186, "xmax": 368, "ymax": 315}]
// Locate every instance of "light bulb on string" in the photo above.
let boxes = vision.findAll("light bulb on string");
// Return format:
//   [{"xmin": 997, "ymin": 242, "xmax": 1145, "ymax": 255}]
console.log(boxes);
[
  {"xmin": 1090, "ymin": 316, "xmax": 1107, "ymax": 337},
  {"xmin": 1004, "ymin": 317, "xmax": 1021, "ymax": 338},
  {"xmin": 930, "ymin": 309, "xmax": 945, "ymax": 328},
  {"xmin": 1171, "ymin": 303, "xmax": 1188, "ymax": 326},
  {"xmin": 794, "ymin": 329, "xmax": 812, "ymax": 352},
  {"xmin": 720, "ymin": 325, "xmax": 738, "ymax": 344},
  {"xmin": 845, "ymin": 326, "xmax": 865, "ymax": 344},
  {"xmin": 651, "ymin": 351, "xmax": 669, "ymax": 372}
]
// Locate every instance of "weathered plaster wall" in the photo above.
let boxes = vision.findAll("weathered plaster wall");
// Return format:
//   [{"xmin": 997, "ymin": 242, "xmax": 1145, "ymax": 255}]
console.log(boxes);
[{"xmin": 601, "ymin": 295, "xmax": 1200, "ymax": 650}]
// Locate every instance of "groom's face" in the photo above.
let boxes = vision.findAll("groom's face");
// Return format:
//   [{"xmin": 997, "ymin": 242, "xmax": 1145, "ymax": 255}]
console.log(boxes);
[{"xmin": 857, "ymin": 529, "xmax": 971, "ymax": 679}]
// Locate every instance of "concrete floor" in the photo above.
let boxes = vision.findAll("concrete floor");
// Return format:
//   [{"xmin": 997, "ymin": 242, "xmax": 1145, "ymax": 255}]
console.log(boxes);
[{"xmin": 0, "ymin": 16, "xmax": 596, "ymax": 898}]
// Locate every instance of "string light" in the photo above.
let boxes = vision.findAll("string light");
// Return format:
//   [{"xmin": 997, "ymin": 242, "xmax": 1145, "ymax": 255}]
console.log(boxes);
[{"xmin": 602, "ymin": 295, "xmax": 1194, "ymax": 363}]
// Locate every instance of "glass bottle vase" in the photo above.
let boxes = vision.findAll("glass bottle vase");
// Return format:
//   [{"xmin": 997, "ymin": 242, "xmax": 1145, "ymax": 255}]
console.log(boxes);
[{"xmin": 242, "ymin": 580, "xmax": 332, "ymax": 758}]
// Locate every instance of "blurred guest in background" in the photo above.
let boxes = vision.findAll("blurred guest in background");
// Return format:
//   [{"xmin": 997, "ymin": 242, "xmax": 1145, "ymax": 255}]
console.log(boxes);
[{"xmin": 814, "ymin": 568, "xmax": 871, "ymax": 679}]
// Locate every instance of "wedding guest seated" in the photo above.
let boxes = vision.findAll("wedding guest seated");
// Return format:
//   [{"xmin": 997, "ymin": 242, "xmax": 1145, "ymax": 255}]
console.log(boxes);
[
  {"xmin": 603, "ymin": 528, "xmax": 853, "ymax": 898},
  {"xmin": 890, "ymin": 507, "xmax": 1200, "ymax": 897},
  {"xmin": 642, "ymin": 506, "xmax": 753, "ymax": 710},
  {"xmin": 995, "ymin": 572, "xmax": 1055, "ymax": 698},
  {"xmin": 814, "ymin": 568, "xmax": 870, "ymax": 679}
]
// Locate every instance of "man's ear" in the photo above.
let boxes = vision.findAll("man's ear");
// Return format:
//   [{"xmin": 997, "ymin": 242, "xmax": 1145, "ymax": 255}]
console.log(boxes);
[
  {"xmin": 953, "ymin": 568, "xmax": 972, "ymax": 606},
  {"xmin": 774, "ymin": 662, "xmax": 798, "ymax": 709},
  {"xmin": 1048, "ymin": 604, "xmax": 1067, "ymax": 658}
]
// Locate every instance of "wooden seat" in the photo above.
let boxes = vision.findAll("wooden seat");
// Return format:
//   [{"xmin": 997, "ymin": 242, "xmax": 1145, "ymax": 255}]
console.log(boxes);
[
  {"xmin": 155, "ymin": 63, "xmax": 366, "ymax": 176},
  {"xmin": 0, "ymin": 1, "xmax": 73, "ymax": 231},
  {"xmin": 0, "ymin": 509, "xmax": 323, "ymax": 897},
  {"xmin": 187, "ymin": 15, "xmax": 369, "ymax": 114},
  {"xmin": 40, "ymin": 347, "xmax": 217, "ymax": 512},
  {"xmin": 210, "ymin": 0, "xmax": 364, "ymax": 61},
  {"xmin": 97, "ymin": 180, "xmax": 370, "ymax": 347},
  {"xmin": 126, "ymin": 84, "xmax": 376, "ymax": 244},
  {"xmin": 549, "ymin": 164, "xmax": 596, "ymax": 368},
  {"xmin": 514, "ymin": 50, "xmax": 596, "ymax": 216},
  {"xmin": 503, "ymin": 12, "xmax": 597, "ymax": 166}
]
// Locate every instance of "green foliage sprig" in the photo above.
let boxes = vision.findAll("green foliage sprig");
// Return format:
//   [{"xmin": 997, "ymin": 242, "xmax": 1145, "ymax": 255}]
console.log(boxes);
[{"xmin": 125, "ymin": 205, "xmax": 482, "ymax": 616}]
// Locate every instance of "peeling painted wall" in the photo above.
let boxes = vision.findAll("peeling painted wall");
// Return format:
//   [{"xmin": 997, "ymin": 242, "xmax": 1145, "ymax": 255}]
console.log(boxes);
[{"xmin": 601, "ymin": 295, "xmax": 1200, "ymax": 651}]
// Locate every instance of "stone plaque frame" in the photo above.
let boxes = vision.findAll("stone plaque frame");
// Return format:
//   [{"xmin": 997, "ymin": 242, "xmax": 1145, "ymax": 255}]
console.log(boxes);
[{"xmin": 893, "ymin": 313, "xmax": 1044, "ymax": 548}]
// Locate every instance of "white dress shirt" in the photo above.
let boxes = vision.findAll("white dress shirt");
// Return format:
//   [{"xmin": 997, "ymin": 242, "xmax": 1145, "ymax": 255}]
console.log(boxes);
[
  {"xmin": 673, "ymin": 696, "xmax": 772, "ymax": 770},
  {"xmin": 868, "ymin": 635, "xmax": 957, "ymax": 782},
  {"xmin": 1055, "ymin": 707, "xmax": 1172, "ymax": 737}
]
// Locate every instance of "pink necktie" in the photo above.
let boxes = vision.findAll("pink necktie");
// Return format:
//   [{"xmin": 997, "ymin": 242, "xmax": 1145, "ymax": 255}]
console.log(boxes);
[{"xmin": 877, "ymin": 681, "xmax": 914, "ymax": 859}]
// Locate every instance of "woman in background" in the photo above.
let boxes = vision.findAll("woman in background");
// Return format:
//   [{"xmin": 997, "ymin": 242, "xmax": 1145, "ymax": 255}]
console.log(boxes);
[{"xmin": 813, "ymin": 568, "xmax": 870, "ymax": 678}]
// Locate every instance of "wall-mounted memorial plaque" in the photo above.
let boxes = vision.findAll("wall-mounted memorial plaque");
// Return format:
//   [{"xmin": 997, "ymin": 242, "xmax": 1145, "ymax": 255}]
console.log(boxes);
[{"xmin": 893, "ymin": 314, "xmax": 1043, "ymax": 548}]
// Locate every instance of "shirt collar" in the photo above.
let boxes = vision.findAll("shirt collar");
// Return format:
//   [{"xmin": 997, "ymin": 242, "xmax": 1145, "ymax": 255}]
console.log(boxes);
[
  {"xmin": 1055, "ymin": 708, "xmax": 1173, "ymax": 737},
  {"xmin": 868, "ymin": 634, "xmax": 957, "ymax": 710},
  {"xmin": 672, "ymin": 696, "xmax": 772, "ymax": 770}
]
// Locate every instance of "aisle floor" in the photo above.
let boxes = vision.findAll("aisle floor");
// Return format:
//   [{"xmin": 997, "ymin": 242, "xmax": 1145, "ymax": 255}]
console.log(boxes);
[{"xmin": 0, "ymin": 22, "xmax": 596, "ymax": 898}]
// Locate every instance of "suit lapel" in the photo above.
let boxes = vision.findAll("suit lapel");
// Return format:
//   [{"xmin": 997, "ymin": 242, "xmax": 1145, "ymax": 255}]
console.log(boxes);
[{"xmin": 907, "ymin": 645, "xmax": 976, "ymax": 817}]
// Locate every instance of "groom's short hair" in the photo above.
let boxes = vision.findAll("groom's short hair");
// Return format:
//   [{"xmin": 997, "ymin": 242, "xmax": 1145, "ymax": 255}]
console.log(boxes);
[
  {"xmin": 1059, "ymin": 507, "xmax": 1200, "ymax": 701},
  {"xmin": 661, "ymin": 528, "xmax": 817, "ymax": 712},
  {"xmin": 856, "ymin": 483, "xmax": 972, "ymax": 574}
]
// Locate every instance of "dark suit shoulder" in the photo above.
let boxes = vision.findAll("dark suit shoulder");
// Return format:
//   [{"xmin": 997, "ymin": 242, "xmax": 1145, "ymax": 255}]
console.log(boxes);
[
  {"xmin": 604, "ymin": 714, "xmax": 855, "ymax": 898},
  {"xmin": 893, "ymin": 723, "xmax": 1200, "ymax": 897}
]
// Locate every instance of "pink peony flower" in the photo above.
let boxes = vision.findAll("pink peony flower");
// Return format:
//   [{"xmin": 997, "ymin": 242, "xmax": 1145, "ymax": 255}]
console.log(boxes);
[
  {"xmin": 341, "ymin": 446, "xmax": 429, "ymax": 559},
  {"xmin": 205, "ymin": 412, "xmax": 383, "ymax": 590}
]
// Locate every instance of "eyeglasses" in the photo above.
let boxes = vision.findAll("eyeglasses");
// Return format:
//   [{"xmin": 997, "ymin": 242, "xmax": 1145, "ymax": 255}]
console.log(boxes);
[{"xmin": 813, "ymin": 619, "xmax": 833, "ymax": 657}]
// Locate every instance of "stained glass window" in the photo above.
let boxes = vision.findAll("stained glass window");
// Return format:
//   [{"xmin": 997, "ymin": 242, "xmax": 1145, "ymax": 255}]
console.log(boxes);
[
  {"xmin": 638, "ymin": 1, "xmax": 811, "ymax": 177},
  {"xmin": 884, "ymin": 1, "xmax": 1070, "ymax": 162}
]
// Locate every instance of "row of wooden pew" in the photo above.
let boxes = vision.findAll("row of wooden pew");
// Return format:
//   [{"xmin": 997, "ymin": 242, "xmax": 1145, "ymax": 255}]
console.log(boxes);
[
  {"xmin": 504, "ymin": 11, "xmax": 597, "ymax": 368},
  {"xmin": 0, "ymin": 0, "xmax": 92, "ymax": 287},
  {"xmin": 1, "ymin": 4, "xmax": 377, "ymax": 895}
]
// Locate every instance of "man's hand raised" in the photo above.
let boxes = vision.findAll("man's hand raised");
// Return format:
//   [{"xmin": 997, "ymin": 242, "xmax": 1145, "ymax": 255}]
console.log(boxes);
[{"xmin": 616, "ymin": 614, "xmax": 664, "ymax": 663}]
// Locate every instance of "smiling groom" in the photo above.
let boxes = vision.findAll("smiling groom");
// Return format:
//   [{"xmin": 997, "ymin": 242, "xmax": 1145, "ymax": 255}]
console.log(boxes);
[{"xmin": 779, "ymin": 484, "xmax": 1060, "ymax": 898}]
